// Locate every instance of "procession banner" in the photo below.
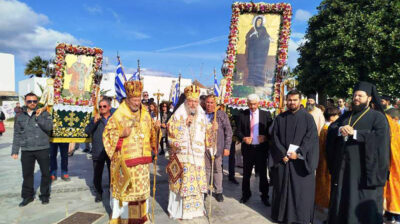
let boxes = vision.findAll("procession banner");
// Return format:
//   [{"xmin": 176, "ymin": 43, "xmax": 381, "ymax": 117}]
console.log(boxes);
[
  {"xmin": 51, "ymin": 43, "xmax": 103, "ymax": 143},
  {"xmin": 221, "ymin": 2, "xmax": 292, "ymax": 110}
]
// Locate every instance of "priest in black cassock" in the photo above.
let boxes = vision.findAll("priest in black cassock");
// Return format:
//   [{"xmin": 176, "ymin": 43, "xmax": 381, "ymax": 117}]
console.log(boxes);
[
  {"xmin": 271, "ymin": 90, "xmax": 319, "ymax": 224},
  {"xmin": 326, "ymin": 81, "xmax": 390, "ymax": 224}
]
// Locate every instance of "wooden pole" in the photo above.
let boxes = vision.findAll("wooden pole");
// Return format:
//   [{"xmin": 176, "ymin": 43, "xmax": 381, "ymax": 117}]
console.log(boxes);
[
  {"xmin": 151, "ymin": 90, "xmax": 164, "ymax": 223},
  {"xmin": 117, "ymin": 54, "xmax": 127, "ymax": 82},
  {"xmin": 208, "ymin": 99, "xmax": 219, "ymax": 223}
]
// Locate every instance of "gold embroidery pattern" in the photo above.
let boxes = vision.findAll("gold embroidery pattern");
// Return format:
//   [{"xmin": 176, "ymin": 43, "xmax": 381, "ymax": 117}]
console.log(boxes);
[
  {"xmin": 52, "ymin": 112, "xmax": 91, "ymax": 138},
  {"xmin": 103, "ymin": 102, "xmax": 156, "ymax": 202}
]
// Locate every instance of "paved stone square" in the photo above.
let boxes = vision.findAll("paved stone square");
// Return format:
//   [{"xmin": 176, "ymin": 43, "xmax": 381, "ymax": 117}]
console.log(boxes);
[{"xmin": 0, "ymin": 127, "xmax": 324, "ymax": 224}]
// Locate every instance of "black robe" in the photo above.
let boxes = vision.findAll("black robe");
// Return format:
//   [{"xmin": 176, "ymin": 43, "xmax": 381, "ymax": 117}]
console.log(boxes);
[
  {"xmin": 326, "ymin": 107, "xmax": 390, "ymax": 224},
  {"xmin": 245, "ymin": 26, "xmax": 270, "ymax": 86},
  {"xmin": 271, "ymin": 108, "xmax": 319, "ymax": 224}
]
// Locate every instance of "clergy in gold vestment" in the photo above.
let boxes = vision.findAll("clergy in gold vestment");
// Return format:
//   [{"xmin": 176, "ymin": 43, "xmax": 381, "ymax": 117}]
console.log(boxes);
[
  {"xmin": 315, "ymin": 107, "xmax": 340, "ymax": 210},
  {"xmin": 103, "ymin": 80, "xmax": 157, "ymax": 224},
  {"xmin": 384, "ymin": 108, "xmax": 400, "ymax": 221},
  {"xmin": 306, "ymin": 94, "xmax": 325, "ymax": 135},
  {"xmin": 167, "ymin": 85, "xmax": 213, "ymax": 220}
]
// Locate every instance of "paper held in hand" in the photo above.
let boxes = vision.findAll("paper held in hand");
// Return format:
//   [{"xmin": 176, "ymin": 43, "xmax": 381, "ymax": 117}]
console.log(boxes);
[{"xmin": 287, "ymin": 144, "xmax": 304, "ymax": 160}]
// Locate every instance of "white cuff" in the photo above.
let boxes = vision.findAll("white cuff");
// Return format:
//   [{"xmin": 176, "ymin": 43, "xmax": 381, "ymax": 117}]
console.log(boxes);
[
  {"xmin": 338, "ymin": 127, "xmax": 343, "ymax": 136},
  {"xmin": 353, "ymin": 130, "xmax": 357, "ymax": 140}
]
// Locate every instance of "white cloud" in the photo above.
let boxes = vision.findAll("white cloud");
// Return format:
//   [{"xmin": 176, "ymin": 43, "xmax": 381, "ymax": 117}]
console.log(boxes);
[
  {"xmin": 288, "ymin": 34, "xmax": 306, "ymax": 68},
  {"xmin": 122, "ymin": 50, "xmax": 224, "ymax": 61},
  {"xmin": 0, "ymin": 0, "xmax": 48, "ymax": 36},
  {"xmin": 294, "ymin": 9, "xmax": 312, "ymax": 22},
  {"xmin": 155, "ymin": 35, "xmax": 226, "ymax": 52},
  {"xmin": 84, "ymin": 4, "xmax": 102, "ymax": 15},
  {"xmin": 109, "ymin": 9, "xmax": 121, "ymax": 23},
  {"xmin": 290, "ymin": 32, "xmax": 305, "ymax": 39},
  {"xmin": 125, "ymin": 30, "xmax": 151, "ymax": 40},
  {"xmin": 0, "ymin": 0, "xmax": 87, "ymax": 61}
]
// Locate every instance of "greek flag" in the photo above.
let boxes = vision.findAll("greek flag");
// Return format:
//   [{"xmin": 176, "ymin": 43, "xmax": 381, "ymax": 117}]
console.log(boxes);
[
  {"xmin": 214, "ymin": 76, "xmax": 220, "ymax": 97},
  {"xmin": 115, "ymin": 60, "xmax": 127, "ymax": 102},
  {"xmin": 171, "ymin": 82, "xmax": 180, "ymax": 107},
  {"xmin": 128, "ymin": 72, "xmax": 139, "ymax": 81}
]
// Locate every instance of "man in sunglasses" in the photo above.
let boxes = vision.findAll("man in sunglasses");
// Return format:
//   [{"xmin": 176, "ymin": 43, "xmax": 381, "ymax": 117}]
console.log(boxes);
[
  {"xmin": 85, "ymin": 98, "xmax": 114, "ymax": 203},
  {"xmin": 11, "ymin": 92, "xmax": 53, "ymax": 207},
  {"xmin": 141, "ymin": 91, "xmax": 149, "ymax": 104}
]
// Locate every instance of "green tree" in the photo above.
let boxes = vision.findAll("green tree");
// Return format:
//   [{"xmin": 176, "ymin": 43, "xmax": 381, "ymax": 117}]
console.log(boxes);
[
  {"xmin": 295, "ymin": 0, "xmax": 400, "ymax": 100},
  {"xmin": 24, "ymin": 56, "xmax": 49, "ymax": 77}
]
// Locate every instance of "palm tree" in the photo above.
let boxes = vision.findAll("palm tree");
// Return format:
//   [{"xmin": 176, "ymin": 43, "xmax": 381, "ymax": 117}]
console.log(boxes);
[{"xmin": 24, "ymin": 56, "xmax": 49, "ymax": 77}]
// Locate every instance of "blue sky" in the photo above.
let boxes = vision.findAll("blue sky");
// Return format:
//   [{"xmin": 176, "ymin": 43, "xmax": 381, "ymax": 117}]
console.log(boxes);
[{"xmin": 0, "ymin": 0, "xmax": 322, "ymax": 89}]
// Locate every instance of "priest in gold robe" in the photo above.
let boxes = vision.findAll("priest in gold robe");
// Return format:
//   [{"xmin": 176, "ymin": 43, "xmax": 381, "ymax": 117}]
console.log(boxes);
[
  {"xmin": 384, "ymin": 108, "xmax": 400, "ymax": 222},
  {"xmin": 103, "ymin": 80, "xmax": 157, "ymax": 224},
  {"xmin": 167, "ymin": 85, "xmax": 213, "ymax": 220}
]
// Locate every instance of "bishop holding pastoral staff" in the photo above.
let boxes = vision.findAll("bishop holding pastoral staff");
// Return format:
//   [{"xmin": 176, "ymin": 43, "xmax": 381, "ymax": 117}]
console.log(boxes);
[
  {"xmin": 166, "ymin": 85, "xmax": 214, "ymax": 220},
  {"xmin": 103, "ymin": 80, "xmax": 159, "ymax": 224}
]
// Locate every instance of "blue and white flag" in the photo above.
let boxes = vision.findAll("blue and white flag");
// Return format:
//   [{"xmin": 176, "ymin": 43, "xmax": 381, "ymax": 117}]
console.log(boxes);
[
  {"xmin": 115, "ymin": 60, "xmax": 127, "ymax": 102},
  {"xmin": 214, "ymin": 76, "xmax": 220, "ymax": 97},
  {"xmin": 128, "ymin": 72, "xmax": 139, "ymax": 81},
  {"xmin": 171, "ymin": 82, "xmax": 180, "ymax": 107}
]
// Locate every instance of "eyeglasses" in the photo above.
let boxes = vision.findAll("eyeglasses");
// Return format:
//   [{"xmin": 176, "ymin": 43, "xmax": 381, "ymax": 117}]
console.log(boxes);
[
  {"xmin": 26, "ymin": 100, "xmax": 38, "ymax": 104},
  {"xmin": 162, "ymin": 105, "xmax": 167, "ymax": 108},
  {"xmin": 99, "ymin": 105, "xmax": 108, "ymax": 108}
]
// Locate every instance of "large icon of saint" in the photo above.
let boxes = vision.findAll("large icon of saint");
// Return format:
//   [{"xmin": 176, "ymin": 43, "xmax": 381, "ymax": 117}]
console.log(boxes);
[
  {"xmin": 66, "ymin": 55, "xmax": 92, "ymax": 97},
  {"xmin": 245, "ymin": 15, "xmax": 271, "ymax": 87}
]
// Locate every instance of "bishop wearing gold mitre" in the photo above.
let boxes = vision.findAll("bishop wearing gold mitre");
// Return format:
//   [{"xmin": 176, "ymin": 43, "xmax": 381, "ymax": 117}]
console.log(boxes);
[
  {"xmin": 103, "ymin": 80, "xmax": 157, "ymax": 224},
  {"xmin": 166, "ymin": 85, "xmax": 215, "ymax": 220}
]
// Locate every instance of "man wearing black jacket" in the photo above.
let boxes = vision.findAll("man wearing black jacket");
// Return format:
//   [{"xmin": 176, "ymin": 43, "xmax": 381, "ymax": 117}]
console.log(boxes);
[
  {"xmin": 236, "ymin": 94, "xmax": 273, "ymax": 206},
  {"xmin": 85, "ymin": 98, "xmax": 113, "ymax": 202},
  {"xmin": 11, "ymin": 93, "xmax": 53, "ymax": 206}
]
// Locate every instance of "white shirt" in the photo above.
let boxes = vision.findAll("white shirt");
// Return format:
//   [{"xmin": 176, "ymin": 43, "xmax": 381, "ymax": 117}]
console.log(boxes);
[{"xmin": 250, "ymin": 109, "xmax": 259, "ymax": 145}]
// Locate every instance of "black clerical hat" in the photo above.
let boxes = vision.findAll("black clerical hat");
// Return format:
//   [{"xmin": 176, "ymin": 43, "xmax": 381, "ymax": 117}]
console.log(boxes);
[
  {"xmin": 353, "ymin": 81, "xmax": 385, "ymax": 113},
  {"xmin": 381, "ymin": 95, "xmax": 392, "ymax": 102},
  {"xmin": 307, "ymin": 93, "xmax": 316, "ymax": 101}
]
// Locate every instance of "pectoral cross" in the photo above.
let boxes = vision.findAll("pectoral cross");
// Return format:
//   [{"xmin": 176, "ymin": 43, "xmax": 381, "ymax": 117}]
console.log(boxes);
[{"xmin": 64, "ymin": 112, "xmax": 80, "ymax": 126}]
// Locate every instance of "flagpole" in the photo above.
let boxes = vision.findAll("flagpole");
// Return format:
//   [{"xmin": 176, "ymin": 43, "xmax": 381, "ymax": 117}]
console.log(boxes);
[
  {"xmin": 117, "ymin": 53, "xmax": 127, "ymax": 82},
  {"xmin": 137, "ymin": 59, "xmax": 141, "ymax": 81},
  {"xmin": 213, "ymin": 68, "xmax": 216, "ymax": 82},
  {"xmin": 178, "ymin": 73, "xmax": 181, "ymax": 94}
]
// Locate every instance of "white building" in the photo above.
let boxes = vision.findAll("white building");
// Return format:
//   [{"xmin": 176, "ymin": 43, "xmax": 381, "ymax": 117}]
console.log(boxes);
[
  {"xmin": 18, "ymin": 77, "xmax": 48, "ymax": 102},
  {"xmin": 0, "ymin": 53, "xmax": 15, "ymax": 92},
  {"xmin": 17, "ymin": 72, "xmax": 205, "ymax": 111},
  {"xmin": 100, "ymin": 72, "xmax": 193, "ymax": 102},
  {"xmin": 0, "ymin": 53, "xmax": 17, "ymax": 103}
]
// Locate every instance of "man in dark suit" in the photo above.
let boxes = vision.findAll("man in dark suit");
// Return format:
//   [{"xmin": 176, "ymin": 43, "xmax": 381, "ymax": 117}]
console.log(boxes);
[
  {"xmin": 236, "ymin": 94, "xmax": 272, "ymax": 206},
  {"xmin": 85, "ymin": 98, "xmax": 113, "ymax": 202}
]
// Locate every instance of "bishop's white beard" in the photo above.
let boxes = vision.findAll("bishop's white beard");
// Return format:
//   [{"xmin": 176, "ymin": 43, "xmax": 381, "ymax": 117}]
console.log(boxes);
[{"xmin": 184, "ymin": 102, "xmax": 197, "ymax": 116}]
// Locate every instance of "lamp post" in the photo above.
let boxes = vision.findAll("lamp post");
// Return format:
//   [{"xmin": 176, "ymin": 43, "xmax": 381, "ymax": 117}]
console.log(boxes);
[
  {"xmin": 279, "ymin": 65, "xmax": 289, "ymax": 112},
  {"xmin": 46, "ymin": 60, "xmax": 55, "ymax": 78},
  {"xmin": 221, "ymin": 59, "xmax": 229, "ymax": 77}
]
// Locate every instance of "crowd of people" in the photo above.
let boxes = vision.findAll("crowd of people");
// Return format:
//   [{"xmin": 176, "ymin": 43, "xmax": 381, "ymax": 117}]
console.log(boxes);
[{"xmin": 9, "ymin": 80, "xmax": 400, "ymax": 224}]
